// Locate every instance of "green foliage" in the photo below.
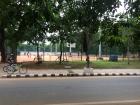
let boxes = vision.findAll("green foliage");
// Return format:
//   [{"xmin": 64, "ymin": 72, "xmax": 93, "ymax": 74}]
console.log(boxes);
[
  {"xmin": 101, "ymin": 17, "xmax": 124, "ymax": 48},
  {"xmin": 124, "ymin": 0, "xmax": 140, "ymax": 54},
  {"xmin": 0, "ymin": 0, "xmax": 125, "ymax": 62},
  {"xmin": 0, "ymin": 0, "xmax": 56, "ymax": 49},
  {"xmin": 66, "ymin": 0, "xmax": 121, "ymax": 55}
]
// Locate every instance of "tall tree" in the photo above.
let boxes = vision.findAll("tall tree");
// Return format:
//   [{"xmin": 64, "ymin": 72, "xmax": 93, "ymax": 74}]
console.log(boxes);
[
  {"xmin": 124, "ymin": 0, "xmax": 140, "ymax": 59},
  {"xmin": 0, "ymin": 0, "xmax": 11, "ymax": 62},
  {"xmin": 65, "ymin": 0, "xmax": 121, "ymax": 67},
  {"xmin": 0, "ymin": 0, "xmax": 55, "ymax": 62}
]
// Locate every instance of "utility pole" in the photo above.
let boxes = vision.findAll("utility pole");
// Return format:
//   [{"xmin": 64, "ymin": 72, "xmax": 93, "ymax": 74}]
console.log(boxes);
[
  {"xmin": 127, "ymin": 43, "xmax": 130, "ymax": 64},
  {"xmin": 69, "ymin": 43, "xmax": 72, "ymax": 56},
  {"xmin": 98, "ymin": 27, "xmax": 103, "ymax": 60}
]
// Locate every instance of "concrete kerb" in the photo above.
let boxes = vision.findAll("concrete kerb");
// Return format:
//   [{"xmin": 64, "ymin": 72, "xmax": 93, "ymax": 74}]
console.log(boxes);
[{"xmin": 1, "ymin": 73, "xmax": 140, "ymax": 78}]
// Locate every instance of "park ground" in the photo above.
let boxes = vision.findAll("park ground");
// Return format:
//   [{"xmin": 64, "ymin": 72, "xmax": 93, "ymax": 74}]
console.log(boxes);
[
  {"xmin": 21, "ymin": 60, "xmax": 140, "ymax": 70},
  {"xmin": 0, "ymin": 55, "xmax": 140, "ymax": 70}
]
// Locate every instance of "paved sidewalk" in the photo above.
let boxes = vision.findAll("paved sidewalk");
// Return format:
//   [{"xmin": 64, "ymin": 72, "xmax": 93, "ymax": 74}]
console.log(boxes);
[
  {"xmin": 1, "ymin": 63, "xmax": 140, "ymax": 77},
  {"xmin": 0, "ymin": 69, "xmax": 140, "ymax": 77}
]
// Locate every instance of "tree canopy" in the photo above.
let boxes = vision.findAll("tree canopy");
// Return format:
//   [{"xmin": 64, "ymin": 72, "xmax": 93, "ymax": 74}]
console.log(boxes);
[{"xmin": 0, "ymin": 0, "xmax": 140, "ymax": 63}]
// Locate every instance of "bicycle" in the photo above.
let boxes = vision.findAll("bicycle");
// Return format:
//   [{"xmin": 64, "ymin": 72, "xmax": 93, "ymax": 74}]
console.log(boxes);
[
  {"xmin": 3, "ymin": 63, "xmax": 27, "ymax": 74},
  {"xmin": 55, "ymin": 55, "xmax": 69, "ymax": 64},
  {"xmin": 33, "ymin": 56, "xmax": 42, "ymax": 64}
]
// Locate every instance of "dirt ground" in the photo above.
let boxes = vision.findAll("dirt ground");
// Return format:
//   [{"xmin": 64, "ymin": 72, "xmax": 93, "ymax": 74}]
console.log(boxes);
[
  {"xmin": 0, "ymin": 54, "xmax": 133, "ymax": 63},
  {"xmin": 0, "ymin": 54, "xmax": 138, "ymax": 63},
  {"xmin": 16, "ymin": 55, "xmax": 108, "ymax": 62}
]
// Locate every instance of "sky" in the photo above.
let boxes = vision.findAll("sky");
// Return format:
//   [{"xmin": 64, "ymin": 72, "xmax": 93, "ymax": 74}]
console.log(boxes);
[{"xmin": 116, "ymin": 0, "xmax": 125, "ymax": 14}]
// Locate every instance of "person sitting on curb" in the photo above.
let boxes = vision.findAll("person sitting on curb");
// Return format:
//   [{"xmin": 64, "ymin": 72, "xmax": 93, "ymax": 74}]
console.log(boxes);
[{"xmin": 86, "ymin": 55, "xmax": 90, "ymax": 68}]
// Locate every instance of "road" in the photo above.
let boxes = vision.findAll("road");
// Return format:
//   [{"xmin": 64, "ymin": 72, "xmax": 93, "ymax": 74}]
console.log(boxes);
[{"xmin": 0, "ymin": 77, "xmax": 140, "ymax": 105}]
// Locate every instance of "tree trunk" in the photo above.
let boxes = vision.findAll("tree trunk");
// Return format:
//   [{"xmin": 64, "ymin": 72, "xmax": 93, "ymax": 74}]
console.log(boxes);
[
  {"xmin": 43, "ymin": 41, "xmax": 45, "ymax": 61},
  {"xmin": 83, "ymin": 31, "xmax": 90, "ymax": 68},
  {"xmin": 127, "ymin": 43, "xmax": 130, "ymax": 65},
  {"xmin": 36, "ymin": 43, "xmax": 41, "ymax": 64},
  {"xmin": 80, "ymin": 45, "xmax": 83, "ymax": 61},
  {"xmin": 122, "ymin": 51, "xmax": 127, "ymax": 61},
  {"xmin": 138, "ymin": 50, "xmax": 140, "ymax": 61},
  {"xmin": 11, "ymin": 44, "xmax": 17, "ymax": 63},
  {"xmin": 86, "ymin": 52, "xmax": 90, "ymax": 68},
  {"xmin": 59, "ymin": 39, "xmax": 63, "ymax": 64},
  {"xmin": 62, "ymin": 42, "xmax": 64, "ymax": 61},
  {"xmin": 0, "ymin": 26, "xmax": 6, "ymax": 63}
]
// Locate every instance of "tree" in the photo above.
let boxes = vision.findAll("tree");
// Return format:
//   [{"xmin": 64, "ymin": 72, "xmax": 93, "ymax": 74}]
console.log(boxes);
[
  {"xmin": 0, "ymin": 0, "xmax": 55, "ymax": 63},
  {"xmin": 0, "ymin": 0, "xmax": 11, "ymax": 62},
  {"xmin": 68, "ymin": 0, "xmax": 121, "ymax": 67},
  {"xmin": 47, "ymin": 0, "xmax": 77, "ymax": 64},
  {"xmin": 124, "ymin": 0, "xmax": 140, "ymax": 59},
  {"xmin": 0, "ymin": 25, "xmax": 6, "ymax": 62}
]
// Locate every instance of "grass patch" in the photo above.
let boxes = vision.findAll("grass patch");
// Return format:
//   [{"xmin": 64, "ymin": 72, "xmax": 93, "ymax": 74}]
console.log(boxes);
[
  {"xmin": 93, "ymin": 60, "xmax": 140, "ymax": 69},
  {"xmin": 23, "ymin": 60, "xmax": 140, "ymax": 70}
]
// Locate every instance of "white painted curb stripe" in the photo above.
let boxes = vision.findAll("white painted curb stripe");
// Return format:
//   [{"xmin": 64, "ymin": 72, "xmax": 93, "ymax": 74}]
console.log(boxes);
[{"xmin": 1, "ymin": 73, "xmax": 140, "ymax": 78}]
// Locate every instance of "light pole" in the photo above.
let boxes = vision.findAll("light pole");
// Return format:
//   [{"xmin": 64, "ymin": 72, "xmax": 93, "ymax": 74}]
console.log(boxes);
[
  {"xmin": 98, "ymin": 27, "xmax": 103, "ymax": 60},
  {"xmin": 69, "ymin": 43, "xmax": 72, "ymax": 56}
]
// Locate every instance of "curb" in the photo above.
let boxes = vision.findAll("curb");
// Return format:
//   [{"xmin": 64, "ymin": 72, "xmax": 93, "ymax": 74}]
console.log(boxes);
[{"xmin": 1, "ymin": 73, "xmax": 140, "ymax": 78}]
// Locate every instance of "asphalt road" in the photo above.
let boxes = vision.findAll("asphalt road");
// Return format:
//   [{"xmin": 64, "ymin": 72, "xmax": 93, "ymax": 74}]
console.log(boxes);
[{"xmin": 0, "ymin": 77, "xmax": 140, "ymax": 105}]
